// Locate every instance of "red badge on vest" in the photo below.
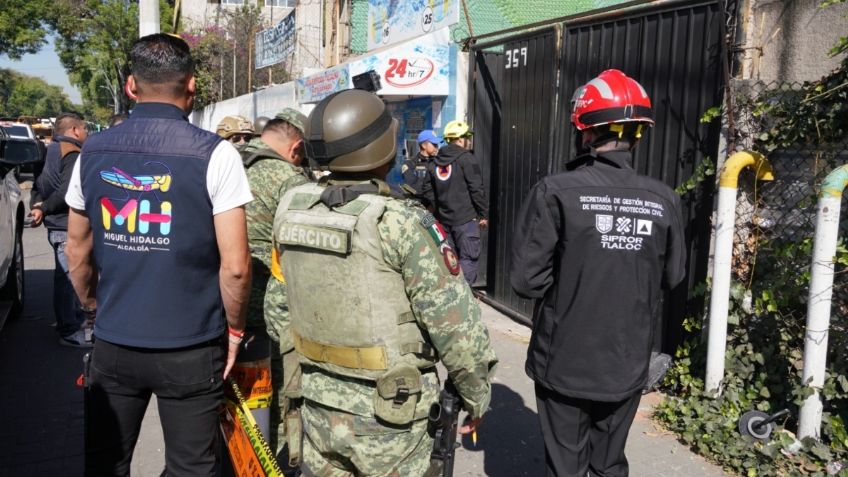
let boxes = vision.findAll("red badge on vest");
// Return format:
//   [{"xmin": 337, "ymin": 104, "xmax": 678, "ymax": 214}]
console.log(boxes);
[{"xmin": 441, "ymin": 243, "xmax": 460, "ymax": 275}]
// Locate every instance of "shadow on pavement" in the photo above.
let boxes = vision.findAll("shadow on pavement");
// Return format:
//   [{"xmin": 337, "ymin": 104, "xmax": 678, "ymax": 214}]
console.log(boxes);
[
  {"xmin": 0, "ymin": 268, "xmax": 87, "ymax": 476},
  {"xmin": 460, "ymin": 382, "xmax": 545, "ymax": 477}
]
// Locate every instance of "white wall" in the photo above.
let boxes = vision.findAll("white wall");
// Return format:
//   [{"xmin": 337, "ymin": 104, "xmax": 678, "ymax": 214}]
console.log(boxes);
[
  {"xmin": 738, "ymin": 0, "xmax": 848, "ymax": 83},
  {"xmin": 190, "ymin": 81, "xmax": 302, "ymax": 131}
]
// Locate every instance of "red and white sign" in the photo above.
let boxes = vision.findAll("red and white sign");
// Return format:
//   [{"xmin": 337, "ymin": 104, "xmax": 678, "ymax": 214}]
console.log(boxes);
[
  {"xmin": 384, "ymin": 58, "xmax": 435, "ymax": 88},
  {"xmin": 349, "ymin": 29, "xmax": 450, "ymax": 96}
]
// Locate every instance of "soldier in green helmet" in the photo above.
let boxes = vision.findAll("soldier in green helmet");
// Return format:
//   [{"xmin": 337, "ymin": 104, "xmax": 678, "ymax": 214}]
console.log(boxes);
[
  {"xmin": 271, "ymin": 89, "xmax": 498, "ymax": 476},
  {"xmin": 239, "ymin": 107, "xmax": 312, "ymax": 465},
  {"xmin": 254, "ymin": 115, "xmax": 271, "ymax": 135}
]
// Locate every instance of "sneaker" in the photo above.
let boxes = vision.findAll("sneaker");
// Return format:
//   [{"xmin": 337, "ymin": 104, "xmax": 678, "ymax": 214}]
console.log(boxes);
[{"xmin": 59, "ymin": 330, "xmax": 94, "ymax": 348}]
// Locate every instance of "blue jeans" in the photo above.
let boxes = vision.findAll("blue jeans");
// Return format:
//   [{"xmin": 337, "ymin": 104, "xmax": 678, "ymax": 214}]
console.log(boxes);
[{"xmin": 48, "ymin": 230, "xmax": 84, "ymax": 337}]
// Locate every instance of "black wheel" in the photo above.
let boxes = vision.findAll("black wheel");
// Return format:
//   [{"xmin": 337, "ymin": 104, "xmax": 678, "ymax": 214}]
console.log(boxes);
[
  {"xmin": 738, "ymin": 410, "xmax": 773, "ymax": 441},
  {"xmin": 1, "ymin": 226, "xmax": 24, "ymax": 318}
]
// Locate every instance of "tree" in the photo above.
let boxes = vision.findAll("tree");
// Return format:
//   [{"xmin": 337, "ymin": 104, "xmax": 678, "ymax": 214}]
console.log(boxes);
[
  {"xmin": 51, "ymin": 0, "xmax": 173, "ymax": 120},
  {"xmin": 0, "ymin": 0, "xmax": 51, "ymax": 59},
  {"xmin": 183, "ymin": 25, "xmax": 231, "ymax": 110},
  {"xmin": 0, "ymin": 68, "xmax": 76, "ymax": 117},
  {"xmin": 184, "ymin": 4, "xmax": 293, "ymax": 110}
]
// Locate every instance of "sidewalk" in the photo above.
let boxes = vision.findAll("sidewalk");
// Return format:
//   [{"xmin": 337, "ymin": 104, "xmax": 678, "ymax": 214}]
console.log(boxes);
[{"xmin": 0, "ymin": 222, "xmax": 731, "ymax": 476}]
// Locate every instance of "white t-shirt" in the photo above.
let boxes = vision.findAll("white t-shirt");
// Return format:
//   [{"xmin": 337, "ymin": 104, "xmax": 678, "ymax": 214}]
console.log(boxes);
[{"xmin": 66, "ymin": 140, "xmax": 253, "ymax": 214}]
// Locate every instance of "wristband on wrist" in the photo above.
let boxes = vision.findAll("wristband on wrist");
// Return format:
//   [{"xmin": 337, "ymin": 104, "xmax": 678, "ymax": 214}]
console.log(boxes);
[
  {"xmin": 81, "ymin": 306, "xmax": 96, "ymax": 316},
  {"xmin": 227, "ymin": 326, "xmax": 244, "ymax": 345}
]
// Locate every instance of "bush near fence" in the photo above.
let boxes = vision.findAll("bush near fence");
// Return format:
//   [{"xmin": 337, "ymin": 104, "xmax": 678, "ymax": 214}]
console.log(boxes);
[{"xmin": 657, "ymin": 58, "xmax": 848, "ymax": 476}]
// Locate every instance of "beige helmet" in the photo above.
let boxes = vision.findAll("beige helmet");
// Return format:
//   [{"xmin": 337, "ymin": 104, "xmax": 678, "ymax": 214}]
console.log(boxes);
[
  {"xmin": 304, "ymin": 89, "xmax": 398, "ymax": 172},
  {"xmin": 215, "ymin": 115, "xmax": 255, "ymax": 139}
]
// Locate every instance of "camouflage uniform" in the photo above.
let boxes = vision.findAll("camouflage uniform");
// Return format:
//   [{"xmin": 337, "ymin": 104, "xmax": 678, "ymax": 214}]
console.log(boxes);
[
  {"xmin": 242, "ymin": 137, "xmax": 308, "ymax": 334},
  {"xmin": 241, "ymin": 109, "xmax": 310, "ymax": 457},
  {"xmin": 273, "ymin": 178, "xmax": 498, "ymax": 477}
]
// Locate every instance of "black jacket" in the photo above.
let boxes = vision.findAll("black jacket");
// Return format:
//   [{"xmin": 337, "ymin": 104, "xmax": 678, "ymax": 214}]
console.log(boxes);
[
  {"xmin": 510, "ymin": 150, "xmax": 687, "ymax": 401},
  {"xmin": 421, "ymin": 143, "xmax": 488, "ymax": 226},
  {"xmin": 401, "ymin": 153, "xmax": 430, "ymax": 195},
  {"xmin": 31, "ymin": 137, "xmax": 82, "ymax": 230}
]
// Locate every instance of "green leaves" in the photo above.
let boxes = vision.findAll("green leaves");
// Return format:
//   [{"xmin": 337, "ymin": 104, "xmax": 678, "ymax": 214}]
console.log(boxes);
[
  {"xmin": 657, "ymin": 238, "xmax": 848, "ymax": 476},
  {"xmin": 0, "ymin": 0, "xmax": 51, "ymax": 60},
  {"xmin": 0, "ymin": 68, "xmax": 76, "ymax": 117},
  {"xmin": 700, "ymin": 106, "xmax": 723, "ymax": 123},
  {"xmin": 49, "ymin": 0, "xmax": 175, "ymax": 121}
]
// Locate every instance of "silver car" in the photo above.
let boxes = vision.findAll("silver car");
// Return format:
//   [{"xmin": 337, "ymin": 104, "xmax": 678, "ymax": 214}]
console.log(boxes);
[{"xmin": 0, "ymin": 129, "xmax": 27, "ymax": 328}]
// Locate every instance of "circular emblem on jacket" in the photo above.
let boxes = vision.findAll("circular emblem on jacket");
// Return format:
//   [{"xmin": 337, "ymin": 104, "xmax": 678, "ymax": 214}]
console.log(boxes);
[
  {"xmin": 440, "ymin": 243, "xmax": 460, "ymax": 275},
  {"xmin": 436, "ymin": 164, "xmax": 452, "ymax": 181}
]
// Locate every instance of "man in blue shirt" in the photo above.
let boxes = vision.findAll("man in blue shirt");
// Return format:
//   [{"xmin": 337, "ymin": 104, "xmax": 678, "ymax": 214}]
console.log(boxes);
[{"xmin": 65, "ymin": 34, "xmax": 253, "ymax": 476}]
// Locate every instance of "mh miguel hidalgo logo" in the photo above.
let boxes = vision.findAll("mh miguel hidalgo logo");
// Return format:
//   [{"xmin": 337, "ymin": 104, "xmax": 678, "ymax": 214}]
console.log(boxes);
[
  {"xmin": 384, "ymin": 58, "xmax": 435, "ymax": 88},
  {"xmin": 99, "ymin": 162, "xmax": 173, "ymax": 236}
]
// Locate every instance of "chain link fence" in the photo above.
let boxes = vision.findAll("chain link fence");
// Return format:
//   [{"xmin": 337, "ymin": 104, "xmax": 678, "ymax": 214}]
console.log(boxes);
[{"xmin": 730, "ymin": 78, "xmax": 848, "ymax": 341}]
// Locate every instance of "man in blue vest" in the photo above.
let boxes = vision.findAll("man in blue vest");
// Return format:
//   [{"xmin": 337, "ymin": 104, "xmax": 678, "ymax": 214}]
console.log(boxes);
[{"xmin": 65, "ymin": 33, "xmax": 253, "ymax": 476}]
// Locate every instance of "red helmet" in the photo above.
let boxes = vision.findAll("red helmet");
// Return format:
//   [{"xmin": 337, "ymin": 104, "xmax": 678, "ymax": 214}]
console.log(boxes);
[{"xmin": 570, "ymin": 69, "xmax": 654, "ymax": 131}]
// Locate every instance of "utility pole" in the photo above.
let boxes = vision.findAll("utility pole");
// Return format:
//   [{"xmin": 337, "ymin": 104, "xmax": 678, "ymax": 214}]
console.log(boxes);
[{"xmin": 139, "ymin": 0, "xmax": 160, "ymax": 37}]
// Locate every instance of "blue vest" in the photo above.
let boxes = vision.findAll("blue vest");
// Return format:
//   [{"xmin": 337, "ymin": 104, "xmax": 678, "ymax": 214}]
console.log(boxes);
[{"xmin": 80, "ymin": 103, "xmax": 225, "ymax": 348}]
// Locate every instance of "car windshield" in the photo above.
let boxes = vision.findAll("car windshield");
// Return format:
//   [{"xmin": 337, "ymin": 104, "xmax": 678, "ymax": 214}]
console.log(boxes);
[
  {"xmin": 3, "ymin": 140, "xmax": 41, "ymax": 163},
  {"xmin": 1, "ymin": 126, "xmax": 29, "ymax": 137}
]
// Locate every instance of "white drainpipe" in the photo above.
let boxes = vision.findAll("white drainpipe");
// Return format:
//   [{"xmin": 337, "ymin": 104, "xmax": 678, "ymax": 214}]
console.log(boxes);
[
  {"xmin": 798, "ymin": 164, "xmax": 848, "ymax": 440},
  {"xmin": 705, "ymin": 151, "xmax": 774, "ymax": 394}
]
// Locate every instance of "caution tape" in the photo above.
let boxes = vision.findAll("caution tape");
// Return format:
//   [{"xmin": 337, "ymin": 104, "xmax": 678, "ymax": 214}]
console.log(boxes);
[
  {"xmin": 221, "ymin": 378, "xmax": 284, "ymax": 477},
  {"xmin": 230, "ymin": 359, "xmax": 273, "ymax": 409}
]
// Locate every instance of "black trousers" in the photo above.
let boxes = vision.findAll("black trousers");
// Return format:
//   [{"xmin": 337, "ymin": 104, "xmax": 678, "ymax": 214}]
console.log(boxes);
[
  {"xmin": 535, "ymin": 384, "xmax": 641, "ymax": 477},
  {"xmin": 85, "ymin": 338, "xmax": 225, "ymax": 477}
]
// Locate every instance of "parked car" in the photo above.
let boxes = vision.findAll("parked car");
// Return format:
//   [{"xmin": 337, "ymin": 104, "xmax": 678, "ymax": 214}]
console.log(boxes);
[
  {"xmin": 0, "ymin": 138, "xmax": 45, "ymax": 180},
  {"xmin": 0, "ymin": 121, "xmax": 35, "ymax": 140},
  {"xmin": 16, "ymin": 116, "xmax": 53, "ymax": 145},
  {"xmin": 0, "ymin": 131, "xmax": 26, "ymax": 330}
]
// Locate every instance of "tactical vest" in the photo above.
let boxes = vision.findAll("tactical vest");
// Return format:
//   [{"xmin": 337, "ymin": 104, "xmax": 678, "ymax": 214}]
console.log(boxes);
[
  {"xmin": 241, "ymin": 147, "xmax": 283, "ymax": 168},
  {"xmin": 274, "ymin": 182, "xmax": 436, "ymax": 382},
  {"xmin": 80, "ymin": 103, "xmax": 225, "ymax": 348}
]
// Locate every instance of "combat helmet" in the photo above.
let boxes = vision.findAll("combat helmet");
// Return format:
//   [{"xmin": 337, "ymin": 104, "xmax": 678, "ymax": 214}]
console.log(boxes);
[
  {"xmin": 304, "ymin": 89, "xmax": 397, "ymax": 172},
  {"xmin": 254, "ymin": 116, "xmax": 271, "ymax": 134},
  {"xmin": 216, "ymin": 115, "xmax": 255, "ymax": 139}
]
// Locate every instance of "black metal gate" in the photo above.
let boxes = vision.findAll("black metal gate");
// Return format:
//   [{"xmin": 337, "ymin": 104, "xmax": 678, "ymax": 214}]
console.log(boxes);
[
  {"xmin": 471, "ymin": 28, "xmax": 560, "ymax": 318},
  {"xmin": 469, "ymin": 0, "xmax": 725, "ymax": 351}
]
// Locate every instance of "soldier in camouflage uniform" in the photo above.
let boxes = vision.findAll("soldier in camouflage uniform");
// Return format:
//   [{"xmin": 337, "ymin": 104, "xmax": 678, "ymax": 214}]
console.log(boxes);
[
  {"xmin": 272, "ymin": 90, "xmax": 498, "ymax": 476},
  {"xmin": 240, "ymin": 108, "xmax": 311, "ymax": 461}
]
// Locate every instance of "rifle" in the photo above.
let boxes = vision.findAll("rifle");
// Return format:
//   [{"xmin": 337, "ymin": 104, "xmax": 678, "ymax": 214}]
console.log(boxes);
[{"xmin": 425, "ymin": 380, "xmax": 461, "ymax": 477}]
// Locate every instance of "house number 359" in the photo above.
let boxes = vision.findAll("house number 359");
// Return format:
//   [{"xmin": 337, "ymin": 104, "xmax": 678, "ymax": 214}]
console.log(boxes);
[{"xmin": 505, "ymin": 47, "xmax": 528, "ymax": 69}]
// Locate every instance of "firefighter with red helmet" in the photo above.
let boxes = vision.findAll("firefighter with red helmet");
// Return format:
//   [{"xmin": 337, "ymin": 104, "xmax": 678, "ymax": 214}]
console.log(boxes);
[{"xmin": 510, "ymin": 69, "xmax": 688, "ymax": 477}]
